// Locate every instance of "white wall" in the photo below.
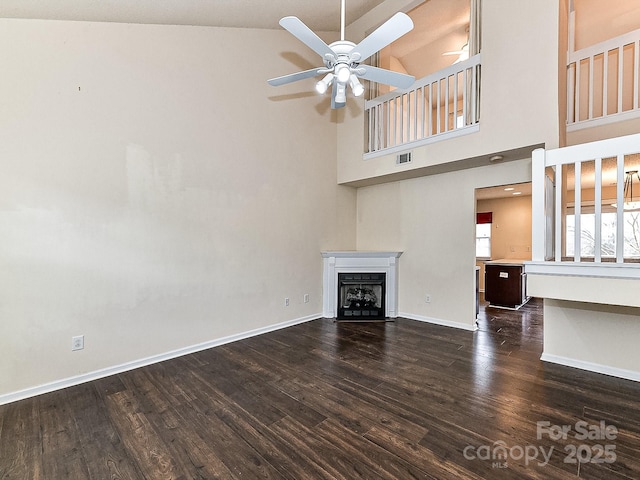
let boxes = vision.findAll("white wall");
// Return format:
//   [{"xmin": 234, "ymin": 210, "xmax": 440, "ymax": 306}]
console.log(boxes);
[
  {"xmin": 0, "ymin": 19, "xmax": 356, "ymax": 399},
  {"xmin": 477, "ymin": 194, "xmax": 532, "ymax": 260},
  {"xmin": 573, "ymin": 0, "xmax": 640, "ymax": 50},
  {"xmin": 543, "ymin": 299, "xmax": 640, "ymax": 380},
  {"xmin": 356, "ymin": 157, "xmax": 532, "ymax": 329}
]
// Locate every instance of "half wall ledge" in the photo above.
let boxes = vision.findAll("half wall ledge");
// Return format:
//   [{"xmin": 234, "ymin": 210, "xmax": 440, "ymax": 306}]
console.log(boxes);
[{"xmin": 525, "ymin": 261, "xmax": 640, "ymax": 308}]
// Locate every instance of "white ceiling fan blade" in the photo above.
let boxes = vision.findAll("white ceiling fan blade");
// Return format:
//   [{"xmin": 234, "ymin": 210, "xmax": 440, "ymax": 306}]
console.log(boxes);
[
  {"xmin": 279, "ymin": 16, "xmax": 336, "ymax": 60},
  {"xmin": 268, "ymin": 67, "xmax": 325, "ymax": 86},
  {"xmin": 357, "ymin": 65, "xmax": 415, "ymax": 89},
  {"xmin": 444, "ymin": 44, "xmax": 469, "ymax": 56},
  {"xmin": 351, "ymin": 12, "xmax": 413, "ymax": 63}
]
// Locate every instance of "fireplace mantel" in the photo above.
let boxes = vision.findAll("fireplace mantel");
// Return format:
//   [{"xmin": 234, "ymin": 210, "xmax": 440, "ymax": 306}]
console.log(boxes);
[{"xmin": 321, "ymin": 251, "xmax": 402, "ymax": 319}]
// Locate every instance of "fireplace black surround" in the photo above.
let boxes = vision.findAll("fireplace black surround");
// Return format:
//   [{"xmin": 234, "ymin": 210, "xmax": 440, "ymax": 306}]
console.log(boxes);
[{"xmin": 337, "ymin": 272, "xmax": 386, "ymax": 321}]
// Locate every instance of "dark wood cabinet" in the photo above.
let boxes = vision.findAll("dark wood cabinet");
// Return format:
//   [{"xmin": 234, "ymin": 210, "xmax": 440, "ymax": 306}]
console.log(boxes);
[{"xmin": 484, "ymin": 261, "xmax": 529, "ymax": 309}]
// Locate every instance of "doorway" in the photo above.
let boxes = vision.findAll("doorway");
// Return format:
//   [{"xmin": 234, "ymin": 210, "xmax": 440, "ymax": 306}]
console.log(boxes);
[{"xmin": 474, "ymin": 182, "xmax": 532, "ymax": 295}]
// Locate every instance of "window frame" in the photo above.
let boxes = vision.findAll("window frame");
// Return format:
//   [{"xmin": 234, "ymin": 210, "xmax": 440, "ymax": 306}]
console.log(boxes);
[{"xmin": 476, "ymin": 212, "xmax": 492, "ymax": 260}]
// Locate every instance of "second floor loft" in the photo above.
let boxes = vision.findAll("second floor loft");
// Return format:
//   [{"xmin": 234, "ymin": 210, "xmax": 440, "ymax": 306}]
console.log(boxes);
[
  {"xmin": 566, "ymin": 0, "xmax": 640, "ymax": 134},
  {"xmin": 340, "ymin": 0, "xmax": 640, "ymax": 186}
]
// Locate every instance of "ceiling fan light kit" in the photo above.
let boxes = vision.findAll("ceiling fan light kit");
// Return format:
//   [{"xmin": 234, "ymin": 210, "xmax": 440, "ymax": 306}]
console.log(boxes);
[
  {"xmin": 315, "ymin": 73, "xmax": 333, "ymax": 94},
  {"xmin": 349, "ymin": 75, "xmax": 365, "ymax": 97},
  {"xmin": 267, "ymin": 0, "xmax": 416, "ymax": 109}
]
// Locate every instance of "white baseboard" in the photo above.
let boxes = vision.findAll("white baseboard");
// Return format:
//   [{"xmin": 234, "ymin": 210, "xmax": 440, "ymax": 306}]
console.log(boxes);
[
  {"xmin": 0, "ymin": 313, "xmax": 322, "ymax": 406},
  {"xmin": 540, "ymin": 353, "xmax": 640, "ymax": 382},
  {"xmin": 398, "ymin": 312, "xmax": 478, "ymax": 331}
]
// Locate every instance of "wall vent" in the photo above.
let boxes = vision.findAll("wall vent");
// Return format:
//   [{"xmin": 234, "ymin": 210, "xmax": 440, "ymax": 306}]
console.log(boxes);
[{"xmin": 396, "ymin": 152, "xmax": 412, "ymax": 165}]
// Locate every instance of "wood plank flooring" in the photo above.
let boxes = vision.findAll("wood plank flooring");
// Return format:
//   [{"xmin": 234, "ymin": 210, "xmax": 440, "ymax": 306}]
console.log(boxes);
[{"xmin": 2, "ymin": 297, "xmax": 640, "ymax": 479}]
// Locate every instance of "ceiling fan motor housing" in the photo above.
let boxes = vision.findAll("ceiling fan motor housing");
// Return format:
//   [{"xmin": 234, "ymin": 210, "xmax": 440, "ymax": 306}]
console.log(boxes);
[{"xmin": 327, "ymin": 41, "xmax": 357, "ymax": 66}]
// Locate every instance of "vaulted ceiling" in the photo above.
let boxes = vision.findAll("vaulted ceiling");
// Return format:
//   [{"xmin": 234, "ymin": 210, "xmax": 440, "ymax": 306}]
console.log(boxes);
[
  {"xmin": 1, "ymin": 0, "xmax": 471, "ymax": 81},
  {"xmin": 0, "ymin": 0, "xmax": 388, "ymax": 31},
  {"xmin": 392, "ymin": 0, "xmax": 470, "ymax": 78}
]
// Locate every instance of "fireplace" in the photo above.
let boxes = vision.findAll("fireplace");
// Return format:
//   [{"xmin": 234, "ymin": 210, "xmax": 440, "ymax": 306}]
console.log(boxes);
[
  {"xmin": 321, "ymin": 251, "xmax": 402, "ymax": 320},
  {"xmin": 338, "ymin": 273, "xmax": 386, "ymax": 320}
]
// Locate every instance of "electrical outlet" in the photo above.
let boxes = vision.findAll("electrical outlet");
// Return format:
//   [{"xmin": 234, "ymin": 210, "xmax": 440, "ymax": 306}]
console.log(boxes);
[
  {"xmin": 285, "ymin": 297, "xmax": 290, "ymax": 307},
  {"xmin": 304, "ymin": 294, "xmax": 310, "ymax": 303},
  {"xmin": 425, "ymin": 294, "xmax": 431, "ymax": 303},
  {"xmin": 72, "ymin": 335, "xmax": 84, "ymax": 351}
]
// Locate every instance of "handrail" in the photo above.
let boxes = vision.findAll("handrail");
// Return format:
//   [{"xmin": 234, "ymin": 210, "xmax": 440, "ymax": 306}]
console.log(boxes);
[
  {"xmin": 568, "ymin": 28, "xmax": 640, "ymax": 63},
  {"xmin": 531, "ymin": 133, "xmax": 640, "ymax": 270},
  {"xmin": 364, "ymin": 54, "xmax": 481, "ymax": 157},
  {"xmin": 365, "ymin": 54, "xmax": 481, "ymax": 108},
  {"xmin": 567, "ymin": 28, "xmax": 640, "ymax": 130}
]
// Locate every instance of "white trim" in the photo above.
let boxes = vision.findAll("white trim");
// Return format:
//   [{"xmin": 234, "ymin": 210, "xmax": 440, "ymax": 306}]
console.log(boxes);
[
  {"xmin": 525, "ymin": 261, "xmax": 640, "ymax": 279},
  {"xmin": 541, "ymin": 353, "xmax": 640, "ymax": 382},
  {"xmin": 544, "ymin": 132, "xmax": 640, "ymax": 166},
  {"xmin": 322, "ymin": 251, "xmax": 402, "ymax": 319},
  {"xmin": 531, "ymin": 148, "xmax": 546, "ymax": 261},
  {"xmin": 0, "ymin": 314, "xmax": 321, "ymax": 406},
  {"xmin": 321, "ymin": 251, "xmax": 402, "ymax": 259},
  {"xmin": 566, "ymin": 109, "xmax": 640, "ymax": 132},
  {"xmin": 363, "ymin": 124, "xmax": 479, "ymax": 160},
  {"xmin": 399, "ymin": 312, "xmax": 478, "ymax": 332},
  {"xmin": 487, "ymin": 297, "xmax": 531, "ymax": 311}
]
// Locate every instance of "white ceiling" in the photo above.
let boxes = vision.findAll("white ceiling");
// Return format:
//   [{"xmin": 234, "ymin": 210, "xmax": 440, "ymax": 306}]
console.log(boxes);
[
  {"xmin": 1, "ymin": 0, "xmax": 469, "ymax": 82},
  {"xmin": 0, "ymin": 0, "xmax": 388, "ymax": 31},
  {"xmin": 392, "ymin": 0, "xmax": 470, "ymax": 78}
]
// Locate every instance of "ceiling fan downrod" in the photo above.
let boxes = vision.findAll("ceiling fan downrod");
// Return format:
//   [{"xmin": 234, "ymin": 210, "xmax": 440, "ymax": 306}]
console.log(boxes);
[{"xmin": 341, "ymin": 0, "xmax": 346, "ymax": 41}]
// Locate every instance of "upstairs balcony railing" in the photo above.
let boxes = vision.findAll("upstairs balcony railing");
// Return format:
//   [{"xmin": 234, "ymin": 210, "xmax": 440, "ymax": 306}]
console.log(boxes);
[
  {"xmin": 364, "ymin": 54, "xmax": 481, "ymax": 159},
  {"xmin": 530, "ymin": 133, "xmax": 640, "ymax": 279},
  {"xmin": 567, "ymin": 28, "xmax": 640, "ymax": 131}
]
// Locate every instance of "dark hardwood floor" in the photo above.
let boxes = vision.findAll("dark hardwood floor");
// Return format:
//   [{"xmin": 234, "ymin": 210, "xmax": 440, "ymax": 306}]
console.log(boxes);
[{"xmin": 2, "ymin": 297, "xmax": 640, "ymax": 479}]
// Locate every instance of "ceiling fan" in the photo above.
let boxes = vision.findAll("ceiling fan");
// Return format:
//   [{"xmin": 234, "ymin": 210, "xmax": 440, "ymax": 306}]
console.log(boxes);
[
  {"xmin": 267, "ymin": 0, "xmax": 415, "ymax": 109},
  {"xmin": 443, "ymin": 43, "xmax": 469, "ymax": 64}
]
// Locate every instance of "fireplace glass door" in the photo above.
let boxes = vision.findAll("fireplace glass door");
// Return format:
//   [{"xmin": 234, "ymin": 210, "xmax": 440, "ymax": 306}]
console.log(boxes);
[{"xmin": 337, "ymin": 273, "xmax": 386, "ymax": 320}]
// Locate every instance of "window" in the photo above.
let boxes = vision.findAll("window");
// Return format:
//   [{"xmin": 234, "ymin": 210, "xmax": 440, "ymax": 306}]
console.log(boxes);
[
  {"xmin": 476, "ymin": 212, "xmax": 492, "ymax": 259},
  {"xmin": 565, "ymin": 211, "xmax": 640, "ymax": 258}
]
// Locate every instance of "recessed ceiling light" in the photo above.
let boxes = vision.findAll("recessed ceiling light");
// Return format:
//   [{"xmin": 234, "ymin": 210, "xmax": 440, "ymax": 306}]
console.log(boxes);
[{"xmin": 504, "ymin": 187, "xmax": 515, "ymax": 191}]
